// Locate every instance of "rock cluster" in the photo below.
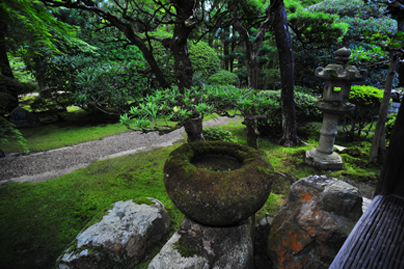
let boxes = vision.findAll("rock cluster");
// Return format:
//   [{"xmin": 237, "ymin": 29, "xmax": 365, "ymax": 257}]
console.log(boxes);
[
  {"xmin": 56, "ymin": 198, "xmax": 170, "ymax": 269},
  {"xmin": 55, "ymin": 175, "xmax": 363, "ymax": 269},
  {"xmin": 267, "ymin": 175, "xmax": 362, "ymax": 269}
]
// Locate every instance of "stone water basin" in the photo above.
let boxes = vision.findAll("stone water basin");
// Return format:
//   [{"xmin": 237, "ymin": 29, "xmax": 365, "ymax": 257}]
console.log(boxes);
[{"xmin": 164, "ymin": 141, "xmax": 274, "ymax": 226}]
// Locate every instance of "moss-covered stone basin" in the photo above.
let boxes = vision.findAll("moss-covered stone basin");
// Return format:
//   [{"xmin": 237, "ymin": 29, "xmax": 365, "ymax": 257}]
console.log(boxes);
[{"xmin": 164, "ymin": 141, "xmax": 274, "ymax": 227}]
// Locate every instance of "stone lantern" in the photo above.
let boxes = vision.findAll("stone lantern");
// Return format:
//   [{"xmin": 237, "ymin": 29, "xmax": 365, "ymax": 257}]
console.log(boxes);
[{"xmin": 305, "ymin": 47, "xmax": 367, "ymax": 170}]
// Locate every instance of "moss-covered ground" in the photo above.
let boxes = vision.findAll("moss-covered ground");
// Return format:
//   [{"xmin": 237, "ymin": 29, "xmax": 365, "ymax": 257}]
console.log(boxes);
[{"xmin": 0, "ymin": 110, "xmax": 382, "ymax": 269}]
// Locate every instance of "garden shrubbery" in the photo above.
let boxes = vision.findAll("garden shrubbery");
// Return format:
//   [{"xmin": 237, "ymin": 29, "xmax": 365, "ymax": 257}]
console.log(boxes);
[
  {"xmin": 385, "ymin": 113, "xmax": 397, "ymax": 139},
  {"xmin": 203, "ymin": 127, "xmax": 236, "ymax": 142},
  {"xmin": 208, "ymin": 70, "xmax": 240, "ymax": 87},
  {"xmin": 340, "ymin": 85, "xmax": 384, "ymax": 140},
  {"xmin": 256, "ymin": 88, "xmax": 321, "ymax": 137}
]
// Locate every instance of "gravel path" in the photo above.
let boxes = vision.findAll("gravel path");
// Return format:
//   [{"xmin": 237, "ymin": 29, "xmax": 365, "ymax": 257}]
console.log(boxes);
[{"xmin": 0, "ymin": 117, "xmax": 230, "ymax": 185}]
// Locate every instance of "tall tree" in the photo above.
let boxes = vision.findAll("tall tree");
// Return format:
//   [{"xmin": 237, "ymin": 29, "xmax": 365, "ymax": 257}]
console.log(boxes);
[
  {"xmin": 0, "ymin": 17, "xmax": 17, "ymax": 112},
  {"xmin": 231, "ymin": 5, "xmax": 271, "ymax": 89},
  {"xmin": 270, "ymin": 0, "xmax": 301, "ymax": 146},
  {"xmin": 40, "ymin": 0, "xmax": 177, "ymax": 90},
  {"xmin": 1, "ymin": 0, "xmax": 93, "ymax": 112},
  {"xmin": 369, "ymin": 0, "xmax": 404, "ymax": 164}
]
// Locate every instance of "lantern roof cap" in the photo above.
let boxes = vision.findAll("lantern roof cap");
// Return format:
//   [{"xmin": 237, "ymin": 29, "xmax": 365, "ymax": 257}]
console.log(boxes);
[{"xmin": 315, "ymin": 47, "xmax": 367, "ymax": 81}]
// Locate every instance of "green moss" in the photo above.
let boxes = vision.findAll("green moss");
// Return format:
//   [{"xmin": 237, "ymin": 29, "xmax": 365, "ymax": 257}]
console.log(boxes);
[
  {"xmin": 257, "ymin": 166, "xmax": 274, "ymax": 177},
  {"xmin": 0, "ymin": 145, "xmax": 184, "ymax": 269},
  {"xmin": 164, "ymin": 141, "xmax": 274, "ymax": 226},
  {"xmin": 341, "ymin": 146, "xmax": 363, "ymax": 157},
  {"xmin": 255, "ymin": 193, "xmax": 285, "ymax": 219},
  {"xmin": 173, "ymin": 240, "xmax": 201, "ymax": 258},
  {"xmin": 330, "ymin": 169, "xmax": 378, "ymax": 182}
]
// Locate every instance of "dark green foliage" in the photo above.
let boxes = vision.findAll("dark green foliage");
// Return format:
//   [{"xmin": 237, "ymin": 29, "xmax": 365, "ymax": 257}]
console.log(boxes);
[
  {"xmin": 385, "ymin": 113, "xmax": 397, "ymax": 139},
  {"xmin": 203, "ymin": 127, "xmax": 235, "ymax": 142},
  {"xmin": 307, "ymin": 0, "xmax": 386, "ymax": 19},
  {"xmin": 341, "ymin": 85, "xmax": 384, "ymax": 141},
  {"xmin": 144, "ymin": 30, "xmax": 219, "ymax": 87},
  {"xmin": 192, "ymin": 72, "xmax": 206, "ymax": 89},
  {"xmin": 298, "ymin": 0, "xmax": 398, "ymax": 89},
  {"xmin": 287, "ymin": 4, "xmax": 348, "ymax": 49},
  {"xmin": 0, "ymin": 75, "xmax": 29, "ymax": 151},
  {"xmin": 207, "ymin": 70, "xmax": 240, "ymax": 87},
  {"xmin": 30, "ymin": 92, "xmax": 73, "ymax": 120},
  {"xmin": 298, "ymin": 0, "xmax": 324, "ymax": 7},
  {"xmin": 257, "ymin": 89, "xmax": 321, "ymax": 137},
  {"xmin": 73, "ymin": 58, "xmax": 147, "ymax": 112},
  {"xmin": 236, "ymin": 69, "xmax": 248, "ymax": 86},
  {"xmin": 0, "ymin": 74, "xmax": 38, "ymax": 99},
  {"xmin": 34, "ymin": 52, "xmax": 147, "ymax": 113},
  {"xmin": 189, "ymin": 42, "xmax": 220, "ymax": 81}
]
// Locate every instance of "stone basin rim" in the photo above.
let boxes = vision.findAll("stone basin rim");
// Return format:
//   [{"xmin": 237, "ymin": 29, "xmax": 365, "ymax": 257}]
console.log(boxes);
[{"xmin": 164, "ymin": 141, "xmax": 274, "ymax": 226}]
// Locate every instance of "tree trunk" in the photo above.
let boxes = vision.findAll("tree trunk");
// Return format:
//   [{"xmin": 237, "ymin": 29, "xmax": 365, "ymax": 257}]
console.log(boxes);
[
  {"xmin": 184, "ymin": 115, "xmax": 205, "ymax": 142},
  {"xmin": 369, "ymin": 52, "xmax": 400, "ymax": 164},
  {"xmin": 369, "ymin": 11, "xmax": 403, "ymax": 163},
  {"xmin": 209, "ymin": 28, "xmax": 215, "ymax": 48},
  {"xmin": 126, "ymin": 33, "xmax": 171, "ymax": 90},
  {"xmin": 232, "ymin": 15, "xmax": 271, "ymax": 90},
  {"xmin": 271, "ymin": 0, "xmax": 301, "ymax": 147},
  {"xmin": 0, "ymin": 21, "xmax": 18, "ymax": 112},
  {"xmin": 375, "ymin": 97, "xmax": 404, "ymax": 197},
  {"xmin": 171, "ymin": 0, "xmax": 195, "ymax": 94},
  {"xmin": 245, "ymin": 118, "xmax": 258, "ymax": 149},
  {"xmin": 263, "ymin": 71, "xmax": 269, "ymax": 91},
  {"xmin": 223, "ymin": 27, "xmax": 229, "ymax": 71},
  {"xmin": 230, "ymin": 28, "xmax": 236, "ymax": 73}
]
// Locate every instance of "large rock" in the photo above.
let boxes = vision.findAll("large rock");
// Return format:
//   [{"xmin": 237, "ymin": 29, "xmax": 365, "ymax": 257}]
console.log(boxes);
[
  {"xmin": 9, "ymin": 107, "xmax": 42, "ymax": 128},
  {"xmin": 56, "ymin": 198, "xmax": 170, "ymax": 269},
  {"xmin": 148, "ymin": 216, "xmax": 254, "ymax": 269},
  {"xmin": 267, "ymin": 175, "xmax": 362, "ymax": 269}
]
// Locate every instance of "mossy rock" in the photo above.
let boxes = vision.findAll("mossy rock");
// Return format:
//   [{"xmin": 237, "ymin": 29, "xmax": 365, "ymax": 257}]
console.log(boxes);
[{"xmin": 164, "ymin": 141, "xmax": 274, "ymax": 227}]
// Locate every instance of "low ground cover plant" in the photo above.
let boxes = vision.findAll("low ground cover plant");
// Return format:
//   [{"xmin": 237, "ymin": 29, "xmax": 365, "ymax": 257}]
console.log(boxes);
[{"xmin": 203, "ymin": 127, "xmax": 237, "ymax": 142}]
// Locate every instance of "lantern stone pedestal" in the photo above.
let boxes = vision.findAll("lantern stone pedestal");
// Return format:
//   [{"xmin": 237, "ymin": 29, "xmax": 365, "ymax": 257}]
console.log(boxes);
[{"xmin": 305, "ymin": 47, "xmax": 367, "ymax": 171}]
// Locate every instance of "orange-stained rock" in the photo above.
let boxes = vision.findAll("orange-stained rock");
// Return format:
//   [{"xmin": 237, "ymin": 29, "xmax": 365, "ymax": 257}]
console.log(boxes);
[{"xmin": 267, "ymin": 175, "xmax": 362, "ymax": 269}]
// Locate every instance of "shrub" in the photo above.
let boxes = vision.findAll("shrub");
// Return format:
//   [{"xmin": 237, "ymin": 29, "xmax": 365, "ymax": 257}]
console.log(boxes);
[
  {"xmin": 385, "ymin": 113, "xmax": 397, "ymax": 139},
  {"xmin": 192, "ymin": 72, "xmax": 206, "ymax": 89},
  {"xmin": 189, "ymin": 42, "xmax": 220, "ymax": 80},
  {"xmin": 203, "ymin": 127, "xmax": 236, "ymax": 142},
  {"xmin": 146, "ymin": 30, "xmax": 220, "ymax": 87},
  {"xmin": 256, "ymin": 89, "xmax": 321, "ymax": 137},
  {"xmin": 208, "ymin": 70, "xmax": 240, "ymax": 87},
  {"xmin": 340, "ymin": 85, "xmax": 384, "ymax": 141}
]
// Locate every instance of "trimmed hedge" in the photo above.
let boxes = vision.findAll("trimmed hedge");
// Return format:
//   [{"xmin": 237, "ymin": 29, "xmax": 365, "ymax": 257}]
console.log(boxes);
[
  {"xmin": 207, "ymin": 70, "xmax": 240, "ymax": 87},
  {"xmin": 340, "ymin": 85, "xmax": 384, "ymax": 141},
  {"xmin": 257, "ymin": 89, "xmax": 321, "ymax": 137}
]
